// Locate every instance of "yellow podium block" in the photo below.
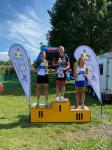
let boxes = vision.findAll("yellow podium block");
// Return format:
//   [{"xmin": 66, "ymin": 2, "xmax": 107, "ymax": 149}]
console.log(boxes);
[{"xmin": 31, "ymin": 99, "xmax": 91, "ymax": 123}]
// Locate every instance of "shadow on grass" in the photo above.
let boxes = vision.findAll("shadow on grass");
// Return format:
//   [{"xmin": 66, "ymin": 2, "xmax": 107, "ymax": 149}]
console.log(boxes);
[
  {"xmin": 0, "ymin": 122, "xmax": 19, "ymax": 129},
  {"xmin": 0, "ymin": 114, "xmax": 87, "ymax": 129},
  {"xmin": 0, "ymin": 115, "xmax": 43, "ymax": 129}
]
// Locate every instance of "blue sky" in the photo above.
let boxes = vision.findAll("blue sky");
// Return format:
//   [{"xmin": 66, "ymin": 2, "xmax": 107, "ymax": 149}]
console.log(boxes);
[{"xmin": 0, "ymin": 0, "xmax": 55, "ymax": 62}]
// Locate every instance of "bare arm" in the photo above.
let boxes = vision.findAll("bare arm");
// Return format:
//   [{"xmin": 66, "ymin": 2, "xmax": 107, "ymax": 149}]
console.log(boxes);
[
  {"xmin": 33, "ymin": 60, "xmax": 39, "ymax": 72},
  {"xmin": 64, "ymin": 60, "xmax": 70, "ymax": 71},
  {"xmin": 73, "ymin": 67, "xmax": 77, "ymax": 77},
  {"xmin": 52, "ymin": 58, "xmax": 58, "ymax": 67},
  {"xmin": 73, "ymin": 62, "xmax": 77, "ymax": 77},
  {"xmin": 84, "ymin": 67, "xmax": 89, "ymax": 77}
]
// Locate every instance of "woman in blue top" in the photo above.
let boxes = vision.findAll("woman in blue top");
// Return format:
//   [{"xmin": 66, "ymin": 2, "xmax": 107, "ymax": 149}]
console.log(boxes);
[
  {"xmin": 73, "ymin": 57, "xmax": 88, "ymax": 109},
  {"xmin": 34, "ymin": 51, "xmax": 49, "ymax": 107}
]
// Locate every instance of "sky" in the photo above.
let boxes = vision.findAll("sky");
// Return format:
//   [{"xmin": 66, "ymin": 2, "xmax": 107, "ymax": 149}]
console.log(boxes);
[{"xmin": 0, "ymin": 0, "xmax": 55, "ymax": 63}]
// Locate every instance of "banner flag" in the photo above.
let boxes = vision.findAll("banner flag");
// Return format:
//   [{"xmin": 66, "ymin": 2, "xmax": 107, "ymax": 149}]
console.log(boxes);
[
  {"xmin": 74, "ymin": 45, "xmax": 102, "ymax": 104},
  {"xmin": 9, "ymin": 44, "xmax": 31, "ymax": 104}
]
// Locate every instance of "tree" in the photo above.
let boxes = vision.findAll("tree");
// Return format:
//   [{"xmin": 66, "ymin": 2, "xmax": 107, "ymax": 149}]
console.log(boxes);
[{"xmin": 48, "ymin": 0, "xmax": 112, "ymax": 54}]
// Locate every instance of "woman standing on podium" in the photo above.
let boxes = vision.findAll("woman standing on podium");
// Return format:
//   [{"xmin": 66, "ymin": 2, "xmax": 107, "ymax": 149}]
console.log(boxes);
[
  {"xmin": 73, "ymin": 57, "xmax": 88, "ymax": 109},
  {"xmin": 52, "ymin": 46, "xmax": 70, "ymax": 101},
  {"xmin": 34, "ymin": 51, "xmax": 49, "ymax": 107}
]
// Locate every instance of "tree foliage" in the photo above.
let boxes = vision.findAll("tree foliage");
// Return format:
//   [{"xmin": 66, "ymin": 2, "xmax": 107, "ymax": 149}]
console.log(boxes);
[
  {"xmin": 0, "ymin": 60, "xmax": 15, "ymax": 76},
  {"xmin": 48, "ymin": 0, "xmax": 112, "ymax": 54}
]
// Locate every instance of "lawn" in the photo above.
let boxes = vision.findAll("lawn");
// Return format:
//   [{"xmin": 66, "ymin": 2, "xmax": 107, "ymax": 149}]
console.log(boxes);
[{"xmin": 0, "ymin": 73, "xmax": 112, "ymax": 150}]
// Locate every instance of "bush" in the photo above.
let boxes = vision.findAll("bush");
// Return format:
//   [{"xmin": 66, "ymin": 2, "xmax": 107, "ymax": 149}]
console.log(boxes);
[
  {"xmin": 0, "ymin": 65, "xmax": 16, "ymax": 76},
  {"xmin": 0, "ymin": 65, "xmax": 5, "ymax": 75}
]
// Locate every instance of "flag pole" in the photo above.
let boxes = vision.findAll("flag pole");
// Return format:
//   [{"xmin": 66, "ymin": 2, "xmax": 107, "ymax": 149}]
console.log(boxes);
[
  {"xmin": 28, "ymin": 58, "xmax": 31, "ymax": 120},
  {"xmin": 101, "ymin": 103, "xmax": 103, "ymax": 116},
  {"xmin": 28, "ymin": 103, "xmax": 31, "ymax": 117},
  {"xmin": 100, "ymin": 91, "xmax": 103, "ymax": 116}
]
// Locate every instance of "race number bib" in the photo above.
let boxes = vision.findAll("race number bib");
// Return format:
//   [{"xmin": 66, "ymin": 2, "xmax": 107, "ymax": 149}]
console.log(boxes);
[
  {"xmin": 38, "ymin": 69, "xmax": 46, "ymax": 76},
  {"xmin": 57, "ymin": 67, "xmax": 64, "ymax": 78}
]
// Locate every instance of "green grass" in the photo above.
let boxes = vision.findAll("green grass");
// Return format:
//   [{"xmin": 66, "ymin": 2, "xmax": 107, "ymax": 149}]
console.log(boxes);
[{"xmin": 0, "ymin": 74, "xmax": 112, "ymax": 150}]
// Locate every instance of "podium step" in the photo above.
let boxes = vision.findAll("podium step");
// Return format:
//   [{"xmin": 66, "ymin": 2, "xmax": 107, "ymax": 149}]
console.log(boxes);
[
  {"xmin": 31, "ymin": 99, "xmax": 91, "ymax": 123},
  {"xmin": 32, "ymin": 103, "xmax": 51, "ymax": 108}
]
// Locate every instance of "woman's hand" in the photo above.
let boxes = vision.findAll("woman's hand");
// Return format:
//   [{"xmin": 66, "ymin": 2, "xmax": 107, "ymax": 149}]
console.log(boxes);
[
  {"xmin": 63, "ymin": 67, "xmax": 67, "ymax": 71},
  {"xmin": 32, "ymin": 67, "xmax": 38, "ymax": 72},
  {"xmin": 83, "ymin": 74, "xmax": 88, "ymax": 77},
  {"xmin": 52, "ymin": 59, "xmax": 58, "ymax": 67},
  {"xmin": 58, "ymin": 60, "xmax": 62, "ymax": 65},
  {"xmin": 84, "ymin": 67, "xmax": 89, "ymax": 77}
]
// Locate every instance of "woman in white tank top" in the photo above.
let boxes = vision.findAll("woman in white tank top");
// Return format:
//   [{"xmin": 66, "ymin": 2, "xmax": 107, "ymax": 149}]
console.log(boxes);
[{"xmin": 73, "ymin": 57, "xmax": 88, "ymax": 109}]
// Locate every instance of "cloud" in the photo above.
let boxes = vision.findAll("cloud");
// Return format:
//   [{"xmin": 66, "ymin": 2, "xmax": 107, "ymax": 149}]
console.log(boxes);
[
  {"xmin": 0, "ymin": 51, "xmax": 9, "ymax": 61},
  {"xmin": 9, "ymin": 8, "xmax": 48, "ymax": 56},
  {"xmin": 0, "ymin": 7, "xmax": 49, "ymax": 62}
]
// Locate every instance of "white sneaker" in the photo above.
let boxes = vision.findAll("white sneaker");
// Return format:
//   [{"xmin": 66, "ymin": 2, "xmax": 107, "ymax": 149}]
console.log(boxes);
[
  {"xmin": 61, "ymin": 96, "xmax": 65, "ymax": 101},
  {"xmin": 55, "ymin": 97, "xmax": 59, "ymax": 101},
  {"xmin": 81, "ymin": 104, "xmax": 86, "ymax": 109}
]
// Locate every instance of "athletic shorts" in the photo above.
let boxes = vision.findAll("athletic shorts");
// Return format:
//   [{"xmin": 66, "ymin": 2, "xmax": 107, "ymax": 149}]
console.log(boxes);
[
  {"xmin": 75, "ymin": 80, "xmax": 86, "ymax": 87},
  {"xmin": 37, "ymin": 75, "xmax": 49, "ymax": 84},
  {"xmin": 56, "ymin": 75, "xmax": 66, "ymax": 81}
]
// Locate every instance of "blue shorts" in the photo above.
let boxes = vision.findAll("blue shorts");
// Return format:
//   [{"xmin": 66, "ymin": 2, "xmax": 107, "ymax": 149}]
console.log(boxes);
[{"xmin": 75, "ymin": 81, "xmax": 86, "ymax": 87}]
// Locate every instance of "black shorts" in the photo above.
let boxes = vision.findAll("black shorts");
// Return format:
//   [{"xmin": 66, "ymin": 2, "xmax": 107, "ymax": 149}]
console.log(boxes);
[
  {"xmin": 37, "ymin": 75, "xmax": 49, "ymax": 84},
  {"xmin": 56, "ymin": 77, "xmax": 66, "ymax": 81},
  {"xmin": 56, "ymin": 74, "xmax": 66, "ymax": 81}
]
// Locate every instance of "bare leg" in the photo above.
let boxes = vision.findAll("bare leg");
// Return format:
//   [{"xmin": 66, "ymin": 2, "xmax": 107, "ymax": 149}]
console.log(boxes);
[
  {"xmin": 76, "ymin": 92, "xmax": 81, "ymax": 107},
  {"xmin": 81, "ymin": 92, "xmax": 85, "ymax": 106},
  {"xmin": 76, "ymin": 87, "xmax": 82, "ymax": 107},
  {"xmin": 60, "ymin": 81, "xmax": 65, "ymax": 97},
  {"xmin": 43, "ymin": 83, "xmax": 48, "ymax": 100},
  {"xmin": 56, "ymin": 81, "xmax": 60, "ymax": 97},
  {"xmin": 36, "ymin": 84, "xmax": 41, "ymax": 100}
]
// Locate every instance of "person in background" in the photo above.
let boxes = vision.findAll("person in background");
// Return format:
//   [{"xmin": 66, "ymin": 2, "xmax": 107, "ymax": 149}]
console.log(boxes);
[
  {"xmin": 52, "ymin": 46, "xmax": 70, "ymax": 101},
  {"xmin": 34, "ymin": 51, "xmax": 49, "ymax": 107},
  {"xmin": 73, "ymin": 57, "xmax": 88, "ymax": 109}
]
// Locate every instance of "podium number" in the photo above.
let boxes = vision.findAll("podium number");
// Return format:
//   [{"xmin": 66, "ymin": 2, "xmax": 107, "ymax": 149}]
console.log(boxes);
[
  {"xmin": 38, "ymin": 111, "xmax": 43, "ymax": 118},
  {"xmin": 59, "ymin": 105, "xmax": 62, "ymax": 112},
  {"xmin": 76, "ymin": 113, "xmax": 83, "ymax": 120}
]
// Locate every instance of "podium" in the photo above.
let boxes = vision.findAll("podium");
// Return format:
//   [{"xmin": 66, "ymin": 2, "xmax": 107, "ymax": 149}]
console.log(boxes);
[{"xmin": 31, "ymin": 99, "xmax": 91, "ymax": 123}]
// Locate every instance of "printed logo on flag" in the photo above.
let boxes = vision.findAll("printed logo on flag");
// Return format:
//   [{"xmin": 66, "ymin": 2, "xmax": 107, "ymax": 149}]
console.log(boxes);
[{"xmin": 9, "ymin": 44, "xmax": 31, "ymax": 104}]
